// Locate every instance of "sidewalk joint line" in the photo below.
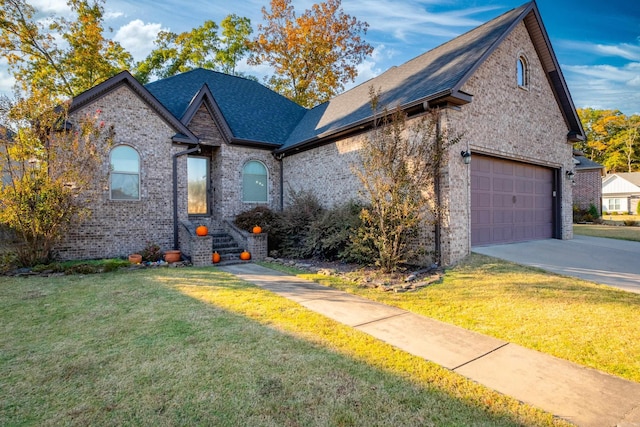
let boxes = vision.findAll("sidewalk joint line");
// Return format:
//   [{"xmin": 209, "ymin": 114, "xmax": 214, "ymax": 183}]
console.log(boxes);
[
  {"xmin": 451, "ymin": 342, "xmax": 510, "ymax": 371},
  {"xmin": 352, "ymin": 312, "xmax": 410, "ymax": 328}
]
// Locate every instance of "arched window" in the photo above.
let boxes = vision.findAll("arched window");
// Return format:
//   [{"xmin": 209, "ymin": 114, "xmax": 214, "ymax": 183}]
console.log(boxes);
[
  {"xmin": 242, "ymin": 160, "xmax": 267, "ymax": 202},
  {"xmin": 517, "ymin": 55, "xmax": 529, "ymax": 88},
  {"xmin": 110, "ymin": 145, "xmax": 140, "ymax": 200}
]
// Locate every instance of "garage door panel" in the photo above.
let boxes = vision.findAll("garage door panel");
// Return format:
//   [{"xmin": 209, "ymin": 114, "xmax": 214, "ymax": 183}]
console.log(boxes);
[{"xmin": 471, "ymin": 155, "xmax": 554, "ymax": 246}]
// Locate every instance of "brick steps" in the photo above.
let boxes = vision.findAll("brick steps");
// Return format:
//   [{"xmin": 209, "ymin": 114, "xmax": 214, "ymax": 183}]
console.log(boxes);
[{"xmin": 210, "ymin": 230, "xmax": 244, "ymax": 261}]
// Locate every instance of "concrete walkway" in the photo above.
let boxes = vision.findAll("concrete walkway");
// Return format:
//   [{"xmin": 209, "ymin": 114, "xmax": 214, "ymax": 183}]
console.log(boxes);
[
  {"xmin": 473, "ymin": 235, "xmax": 640, "ymax": 294},
  {"xmin": 220, "ymin": 263, "xmax": 640, "ymax": 427}
]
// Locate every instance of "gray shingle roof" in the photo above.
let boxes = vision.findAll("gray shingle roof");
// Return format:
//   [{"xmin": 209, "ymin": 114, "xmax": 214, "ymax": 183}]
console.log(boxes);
[
  {"xmin": 145, "ymin": 69, "xmax": 307, "ymax": 145},
  {"xmin": 612, "ymin": 172, "xmax": 640, "ymax": 187},
  {"xmin": 278, "ymin": 2, "xmax": 531, "ymax": 151}
]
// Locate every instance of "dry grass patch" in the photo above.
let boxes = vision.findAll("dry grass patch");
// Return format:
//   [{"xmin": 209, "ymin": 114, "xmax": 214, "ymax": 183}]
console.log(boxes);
[{"xmin": 1, "ymin": 268, "xmax": 569, "ymax": 426}]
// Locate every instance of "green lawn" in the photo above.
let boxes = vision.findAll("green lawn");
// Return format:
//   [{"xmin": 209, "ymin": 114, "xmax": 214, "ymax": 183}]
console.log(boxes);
[
  {"xmin": 0, "ymin": 267, "xmax": 569, "ymax": 426},
  {"xmin": 267, "ymin": 253, "xmax": 640, "ymax": 384},
  {"xmin": 574, "ymin": 223, "xmax": 640, "ymax": 241}
]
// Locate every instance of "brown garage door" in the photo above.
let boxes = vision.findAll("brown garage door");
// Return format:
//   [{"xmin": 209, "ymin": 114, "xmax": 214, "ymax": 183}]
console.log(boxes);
[{"xmin": 471, "ymin": 155, "xmax": 554, "ymax": 246}]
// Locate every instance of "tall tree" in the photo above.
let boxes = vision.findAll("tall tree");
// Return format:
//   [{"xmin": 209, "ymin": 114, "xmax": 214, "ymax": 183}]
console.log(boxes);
[
  {"xmin": 0, "ymin": 0, "xmax": 132, "ymax": 98},
  {"xmin": 217, "ymin": 14, "xmax": 253, "ymax": 76},
  {"xmin": 353, "ymin": 89, "xmax": 463, "ymax": 272},
  {"xmin": 577, "ymin": 108, "xmax": 640, "ymax": 172},
  {"xmin": 135, "ymin": 15, "xmax": 253, "ymax": 83},
  {"xmin": 0, "ymin": 95, "xmax": 114, "ymax": 266},
  {"xmin": 249, "ymin": 0, "xmax": 373, "ymax": 108}
]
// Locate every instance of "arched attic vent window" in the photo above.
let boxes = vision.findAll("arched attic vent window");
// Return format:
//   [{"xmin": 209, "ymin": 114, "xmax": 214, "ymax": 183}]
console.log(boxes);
[{"xmin": 517, "ymin": 55, "xmax": 529, "ymax": 89}]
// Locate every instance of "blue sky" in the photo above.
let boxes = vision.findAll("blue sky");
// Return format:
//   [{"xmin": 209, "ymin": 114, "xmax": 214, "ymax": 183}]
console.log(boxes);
[{"xmin": 5, "ymin": 0, "xmax": 640, "ymax": 114}]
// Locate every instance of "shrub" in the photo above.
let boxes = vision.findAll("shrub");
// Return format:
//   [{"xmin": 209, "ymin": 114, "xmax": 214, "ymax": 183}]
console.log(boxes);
[
  {"xmin": 588, "ymin": 203, "xmax": 600, "ymax": 219},
  {"xmin": 306, "ymin": 201, "xmax": 372, "ymax": 262},
  {"xmin": 637, "ymin": 201, "xmax": 640, "ymax": 216},
  {"xmin": 278, "ymin": 189, "xmax": 324, "ymax": 258},
  {"xmin": 573, "ymin": 205, "xmax": 593, "ymax": 223},
  {"xmin": 140, "ymin": 242, "xmax": 162, "ymax": 262},
  {"xmin": 623, "ymin": 220, "xmax": 638, "ymax": 227},
  {"xmin": 234, "ymin": 206, "xmax": 284, "ymax": 252}
]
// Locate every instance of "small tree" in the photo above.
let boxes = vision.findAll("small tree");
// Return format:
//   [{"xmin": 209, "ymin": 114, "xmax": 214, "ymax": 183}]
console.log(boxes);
[
  {"xmin": 0, "ymin": 94, "xmax": 113, "ymax": 266},
  {"xmin": 354, "ymin": 88, "xmax": 462, "ymax": 272}
]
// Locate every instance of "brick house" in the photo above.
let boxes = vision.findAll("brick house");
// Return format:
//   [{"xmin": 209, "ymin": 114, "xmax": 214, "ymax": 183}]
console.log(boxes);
[
  {"xmin": 60, "ymin": 1, "xmax": 584, "ymax": 266},
  {"xmin": 571, "ymin": 150, "xmax": 604, "ymax": 215}
]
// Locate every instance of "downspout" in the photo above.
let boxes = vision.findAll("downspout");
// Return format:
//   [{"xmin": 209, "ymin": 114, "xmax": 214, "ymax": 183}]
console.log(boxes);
[
  {"xmin": 173, "ymin": 144, "xmax": 201, "ymax": 250},
  {"xmin": 434, "ymin": 109, "xmax": 442, "ymax": 266},
  {"xmin": 274, "ymin": 152, "xmax": 285, "ymax": 211}
]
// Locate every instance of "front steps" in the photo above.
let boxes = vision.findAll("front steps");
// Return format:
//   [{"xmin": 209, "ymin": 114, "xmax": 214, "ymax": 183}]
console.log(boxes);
[{"xmin": 211, "ymin": 230, "xmax": 245, "ymax": 263}]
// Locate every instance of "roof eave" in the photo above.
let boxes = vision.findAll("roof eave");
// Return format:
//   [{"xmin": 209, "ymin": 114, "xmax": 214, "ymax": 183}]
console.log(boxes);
[
  {"xmin": 276, "ymin": 90, "xmax": 472, "ymax": 156},
  {"xmin": 70, "ymin": 71, "xmax": 199, "ymax": 144}
]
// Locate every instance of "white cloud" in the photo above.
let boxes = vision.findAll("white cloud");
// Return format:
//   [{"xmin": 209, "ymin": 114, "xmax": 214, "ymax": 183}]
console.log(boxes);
[
  {"xmin": 30, "ymin": 0, "xmax": 69, "ymax": 14},
  {"xmin": 114, "ymin": 20, "xmax": 166, "ymax": 62},
  {"xmin": 558, "ymin": 40, "xmax": 640, "ymax": 62},
  {"xmin": 563, "ymin": 63, "xmax": 640, "ymax": 115}
]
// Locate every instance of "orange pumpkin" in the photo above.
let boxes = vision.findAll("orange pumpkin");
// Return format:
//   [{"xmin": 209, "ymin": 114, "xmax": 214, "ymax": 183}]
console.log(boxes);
[
  {"xmin": 212, "ymin": 252, "xmax": 221, "ymax": 263},
  {"xmin": 240, "ymin": 250, "xmax": 251, "ymax": 261},
  {"xmin": 252, "ymin": 225, "xmax": 262, "ymax": 234},
  {"xmin": 196, "ymin": 225, "xmax": 208, "ymax": 236}
]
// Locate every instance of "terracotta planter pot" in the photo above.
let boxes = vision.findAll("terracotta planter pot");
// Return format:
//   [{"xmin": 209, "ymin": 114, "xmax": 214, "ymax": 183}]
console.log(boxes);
[
  {"xmin": 129, "ymin": 254, "xmax": 142, "ymax": 264},
  {"xmin": 164, "ymin": 250, "xmax": 181, "ymax": 263}
]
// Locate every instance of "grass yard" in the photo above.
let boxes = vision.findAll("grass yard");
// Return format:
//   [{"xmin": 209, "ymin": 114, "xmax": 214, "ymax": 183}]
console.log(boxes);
[
  {"xmin": 267, "ymin": 253, "xmax": 640, "ymax": 384},
  {"xmin": 0, "ymin": 268, "xmax": 569, "ymax": 426},
  {"xmin": 574, "ymin": 223, "xmax": 640, "ymax": 241}
]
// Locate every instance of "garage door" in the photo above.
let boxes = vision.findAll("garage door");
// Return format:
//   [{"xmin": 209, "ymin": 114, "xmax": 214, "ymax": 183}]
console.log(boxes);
[{"xmin": 471, "ymin": 155, "xmax": 554, "ymax": 246}]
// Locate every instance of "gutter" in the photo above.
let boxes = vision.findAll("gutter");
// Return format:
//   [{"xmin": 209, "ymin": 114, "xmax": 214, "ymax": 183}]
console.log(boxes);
[{"xmin": 172, "ymin": 144, "xmax": 201, "ymax": 250}]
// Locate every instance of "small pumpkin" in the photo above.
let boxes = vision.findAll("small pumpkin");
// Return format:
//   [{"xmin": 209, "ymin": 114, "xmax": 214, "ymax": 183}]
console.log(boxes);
[
  {"xmin": 240, "ymin": 250, "xmax": 251, "ymax": 261},
  {"xmin": 252, "ymin": 225, "xmax": 262, "ymax": 234},
  {"xmin": 196, "ymin": 225, "xmax": 208, "ymax": 236},
  {"xmin": 212, "ymin": 252, "xmax": 221, "ymax": 264}
]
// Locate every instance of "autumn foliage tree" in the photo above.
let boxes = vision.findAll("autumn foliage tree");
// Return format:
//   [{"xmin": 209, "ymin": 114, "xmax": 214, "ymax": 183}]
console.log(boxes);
[
  {"xmin": 353, "ymin": 89, "xmax": 463, "ymax": 272},
  {"xmin": 0, "ymin": 0, "xmax": 132, "ymax": 98},
  {"xmin": 0, "ymin": 96, "xmax": 113, "ymax": 266},
  {"xmin": 135, "ymin": 15, "xmax": 253, "ymax": 83},
  {"xmin": 249, "ymin": 0, "xmax": 373, "ymax": 108},
  {"xmin": 577, "ymin": 108, "xmax": 640, "ymax": 173}
]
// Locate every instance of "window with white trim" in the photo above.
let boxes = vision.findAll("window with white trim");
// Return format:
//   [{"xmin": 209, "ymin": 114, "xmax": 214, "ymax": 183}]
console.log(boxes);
[
  {"xmin": 607, "ymin": 198, "xmax": 621, "ymax": 211},
  {"xmin": 242, "ymin": 160, "xmax": 267, "ymax": 202},
  {"xmin": 517, "ymin": 55, "xmax": 529, "ymax": 89},
  {"xmin": 110, "ymin": 145, "xmax": 140, "ymax": 200}
]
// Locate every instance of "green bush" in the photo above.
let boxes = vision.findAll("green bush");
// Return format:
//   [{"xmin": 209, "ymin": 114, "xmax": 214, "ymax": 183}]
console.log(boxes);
[
  {"xmin": 623, "ymin": 220, "xmax": 638, "ymax": 227},
  {"xmin": 588, "ymin": 203, "xmax": 600, "ymax": 219},
  {"xmin": 637, "ymin": 201, "xmax": 640, "ymax": 216},
  {"xmin": 306, "ymin": 201, "xmax": 373, "ymax": 263},
  {"xmin": 279, "ymin": 190, "xmax": 324, "ymax": 258}
]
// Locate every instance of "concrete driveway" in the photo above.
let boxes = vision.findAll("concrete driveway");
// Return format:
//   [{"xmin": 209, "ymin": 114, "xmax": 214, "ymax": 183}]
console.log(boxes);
[{"xmin": 472, "ymin": 235, "xmax": 640, "ymax": 294}]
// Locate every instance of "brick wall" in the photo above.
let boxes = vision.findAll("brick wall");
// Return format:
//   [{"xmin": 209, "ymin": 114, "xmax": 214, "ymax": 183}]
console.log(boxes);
[
  {"xmin": 284, "ymin": 21, "xmax": 575, "ymax": 266},
  {"xmin": 56, "ymin": 85, "xmax": 188, "ymax": 260},
  {"xmin": 573, "ymin": 170, "xmax": 602, "ymax": 213}
]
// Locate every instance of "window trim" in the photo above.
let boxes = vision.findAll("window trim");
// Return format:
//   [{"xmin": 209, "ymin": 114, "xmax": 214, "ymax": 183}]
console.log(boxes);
[
  {"xmin": 109, "ymin": 145, "xmax": 141, "ymax": 201},
  {"xmin": 187, "ymin": 155, "xmax": 210, "ymax": 215},
  {"xmin": 242, "ymin": 159, "xmax": 269, "ymax": 203},
  {"xmin": 517, "ymin": 54, "xmax": 529, "ymax": 89}
]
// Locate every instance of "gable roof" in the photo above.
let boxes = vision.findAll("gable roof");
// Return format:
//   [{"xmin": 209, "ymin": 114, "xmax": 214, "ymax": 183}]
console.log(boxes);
[
  {"xmin": 603, "ymin": 173, "xmax": 640, "ymax": 190},
  {"xmin": 70, "ymin": 71, "xmax": 198, "ymax": 144},
  {"xmin": 145, "ymin": 69, "xmax": 307, "ymax": 146},
  {"xmin": 277, "ymin": 1, "xmax": 584, "ymax": 153},
  {"xmin": 573, "ymin": 150, "xmax": 604, "ymax": 171}
]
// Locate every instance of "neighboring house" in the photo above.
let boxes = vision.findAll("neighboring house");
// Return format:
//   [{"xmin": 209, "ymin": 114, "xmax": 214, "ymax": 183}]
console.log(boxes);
[
  {"xmin": 59, "ymin": 1, "xmax": 584, "ymax": 265},
  {"xmin": 572, "ymin": 150, "xmax": 604, "ymax": 214},
  {"xmin": 602, "ymin": 173, "xmax": 640, "ymax": 214}
]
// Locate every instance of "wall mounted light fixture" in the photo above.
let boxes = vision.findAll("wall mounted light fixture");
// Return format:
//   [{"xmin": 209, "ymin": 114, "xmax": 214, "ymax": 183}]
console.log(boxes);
[
  {"xmin": 566, "ymin": 170, "xmax": 575, "ymax": 180},
  {"xmin": 461, "ymin": 150, "xmax": 471, "ymax": 165}
]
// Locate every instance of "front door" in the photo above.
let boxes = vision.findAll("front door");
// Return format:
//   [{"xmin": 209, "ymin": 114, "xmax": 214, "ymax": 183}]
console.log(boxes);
[{"xmin": 188, "ymin": 156, "xmax": 209, "ymax": 215}]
